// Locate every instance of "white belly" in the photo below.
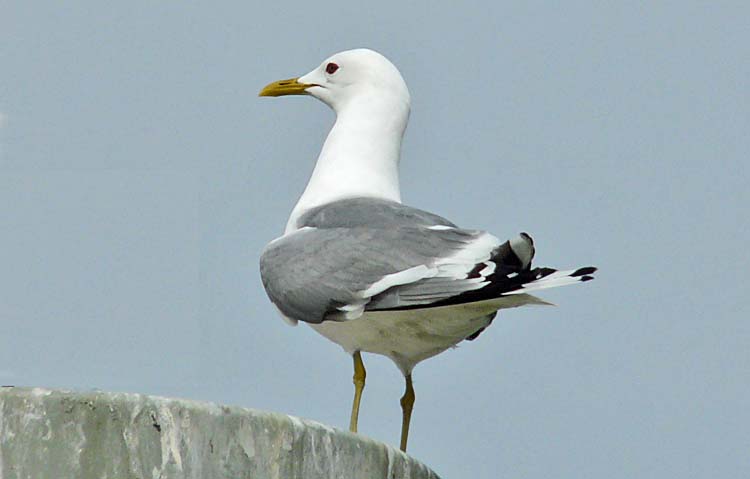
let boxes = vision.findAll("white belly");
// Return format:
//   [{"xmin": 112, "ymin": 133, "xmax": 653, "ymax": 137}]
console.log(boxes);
[{"xmin": 309, "ymin": 293, "xmax": 546, "ymax": 374}]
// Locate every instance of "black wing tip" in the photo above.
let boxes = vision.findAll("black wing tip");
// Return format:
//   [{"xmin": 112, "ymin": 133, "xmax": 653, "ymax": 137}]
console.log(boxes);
[
  {"xmin": 580, "ymin": 275, "xmax": 594, "ymax": 282},
  {"xmin": 537, "ymin": 267, "xmax": 557, "ymax": 278},
  {"xmin": 571, "ymin": 266, "xmax": 597, "ymax": 277}
]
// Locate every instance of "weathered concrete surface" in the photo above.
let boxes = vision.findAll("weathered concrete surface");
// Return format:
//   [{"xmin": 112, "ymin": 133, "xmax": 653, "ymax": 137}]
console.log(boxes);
[{"xmin": 0, "ymin": 387, "xmax": 439, "ymax": 479}]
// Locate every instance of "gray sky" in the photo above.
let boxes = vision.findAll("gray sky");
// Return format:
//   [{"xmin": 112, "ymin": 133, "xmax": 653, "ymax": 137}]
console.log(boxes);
[{"xmin": 2, "ymin": 2, "xmax": 748, "ymax": 477}]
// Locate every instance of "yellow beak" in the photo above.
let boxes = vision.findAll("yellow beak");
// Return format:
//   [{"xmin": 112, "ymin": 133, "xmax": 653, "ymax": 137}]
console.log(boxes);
[{"xmin": 258, "ymin": 77, "xmax": 316, "ymax": 97}]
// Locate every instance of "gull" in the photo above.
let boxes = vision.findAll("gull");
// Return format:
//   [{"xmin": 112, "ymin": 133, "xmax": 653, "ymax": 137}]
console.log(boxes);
[{"xmin": 258, "ymin": 49, "xmax": 596, "ymax": 452}]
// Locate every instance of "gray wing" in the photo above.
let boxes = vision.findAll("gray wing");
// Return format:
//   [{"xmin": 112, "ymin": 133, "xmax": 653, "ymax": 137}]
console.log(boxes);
[
  {"xmin": 261, "ymin": 198, "xmax": 540, "ymax": 325},
  {"xmin": 262, "ymin": 198, "xmax": 595, "ymax": 325},
  {"xmin": 260, "ymin": 225, "xmax": 484, "ymax": 324},
  {"xmin": 260, "ymin": 224, "xmax": 535, "ymax": 324}
]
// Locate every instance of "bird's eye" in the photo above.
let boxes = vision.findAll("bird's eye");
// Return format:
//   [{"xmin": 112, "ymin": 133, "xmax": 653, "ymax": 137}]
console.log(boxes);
[{"xmin": 325, "ymin": 62, "xmax": 339, "ymax": 74}]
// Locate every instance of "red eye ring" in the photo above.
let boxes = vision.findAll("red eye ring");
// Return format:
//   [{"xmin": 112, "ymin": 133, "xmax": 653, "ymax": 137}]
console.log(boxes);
[{"xmin": 325, "ymin": 62, "xmax": 339, "ymax": 74}]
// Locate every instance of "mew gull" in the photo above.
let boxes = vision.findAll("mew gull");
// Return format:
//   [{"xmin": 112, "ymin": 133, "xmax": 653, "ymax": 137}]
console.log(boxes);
[{"xmin": 258, "ymin": 48, "xmax": 596, "ymax": 452}]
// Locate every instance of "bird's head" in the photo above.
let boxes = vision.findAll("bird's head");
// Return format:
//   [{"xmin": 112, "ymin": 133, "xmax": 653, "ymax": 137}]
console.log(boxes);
[{"xmin": 259, "ymin": 49, "xmax": 410, "ymax": 113}]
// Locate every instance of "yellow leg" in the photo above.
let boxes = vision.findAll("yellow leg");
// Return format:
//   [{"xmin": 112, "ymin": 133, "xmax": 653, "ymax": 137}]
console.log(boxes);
[
  {"xmin": 349, "ymin": 351, "xmax": 366, "ymax": 433},
  {"xmin": 399, "ymin": 374, "xmax": 415, "ymax": 452}
]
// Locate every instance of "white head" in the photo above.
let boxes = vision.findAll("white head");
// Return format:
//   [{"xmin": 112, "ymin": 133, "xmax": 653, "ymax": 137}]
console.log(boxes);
[
  {"xmin": 259, "ymin": 49, "xmax": 410, "ymax": 114},
  {"xmin": 261, "ymin": 49, "xmax": 411, "ymax": 230}
]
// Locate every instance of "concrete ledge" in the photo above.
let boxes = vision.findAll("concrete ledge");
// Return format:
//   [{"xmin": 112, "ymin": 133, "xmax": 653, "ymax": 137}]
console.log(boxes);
[{"xmin": 0, "ymin": 387, "xmax": 439, "ymax": 479}]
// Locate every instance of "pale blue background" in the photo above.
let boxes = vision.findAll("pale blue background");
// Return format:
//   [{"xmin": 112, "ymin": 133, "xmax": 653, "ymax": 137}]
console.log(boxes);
[{"xmin": 1, "ymin": 2, "xmax": 748, "ymax": 477}]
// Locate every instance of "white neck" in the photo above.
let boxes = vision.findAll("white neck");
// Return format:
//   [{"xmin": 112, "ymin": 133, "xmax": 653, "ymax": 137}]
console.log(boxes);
[{"xmin": 285, "ymin": 96, "xmax": 409, "ymax": 233}]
